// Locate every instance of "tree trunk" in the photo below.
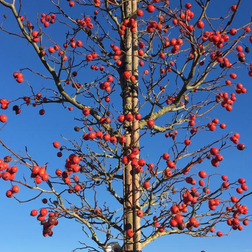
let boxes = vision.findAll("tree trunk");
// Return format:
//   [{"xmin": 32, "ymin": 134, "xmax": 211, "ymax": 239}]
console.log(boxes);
[{"xmin": 122, "ymin": 0, "xmax": 141, "ymax": 251}]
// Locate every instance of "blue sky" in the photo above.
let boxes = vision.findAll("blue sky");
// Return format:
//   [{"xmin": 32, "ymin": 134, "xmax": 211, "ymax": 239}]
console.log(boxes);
[{"xmin": 0, "ymin": 0, "xmax": 252, "ymax": 252}]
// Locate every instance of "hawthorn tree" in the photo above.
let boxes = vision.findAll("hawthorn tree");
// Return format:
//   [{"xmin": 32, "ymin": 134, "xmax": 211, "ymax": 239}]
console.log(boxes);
[{"xmin": 0, "ymin": 0, "xmax": 252, "ymax": 251}]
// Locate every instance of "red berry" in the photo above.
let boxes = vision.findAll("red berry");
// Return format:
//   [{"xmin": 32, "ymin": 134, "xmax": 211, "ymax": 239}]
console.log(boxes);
[
  {"xmin": 143, "ymin": 181, "xmax": 150, "ymax": 189},
  {"xmin": 126, "ymin": 229, "xmax": 134, "ymax": 238},
  {"xmin": 0, "ymin": 114, "xmax": 7, "ymax": 123},
  {"xmin": 53, "ymin": 141, "xmax": 60, "ymax": 148},
  {"xmin": 30, "ymin": 209, "xmax": 38, "ymax": 216},
  {"xmin": 147, "ymin": 4, "xmax": 155, "ymax": 13},
  {"xmin": 147, "ymin": 119, "xmax": 155, "ymax": 128},
  {"xmin": 197, "ymin": 20, "xmax": 204, "ymax": 29},
  {"xmin": 198, "ymin": 170, "xmax": 207, "ymax": 179},
  {"xmin": 210, "ymin": 147, "xmax": 219, "ymax": 155}
]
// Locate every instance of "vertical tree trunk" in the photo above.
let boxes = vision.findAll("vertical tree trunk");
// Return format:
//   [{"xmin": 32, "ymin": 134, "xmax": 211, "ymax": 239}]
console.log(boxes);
[
  {"xmin": 122, "ymin": 0, "xmax": 141, "ymax": 251},
  {"xmin": 131, "ymin": 0, "xmax": 141, "ymax": 251}
]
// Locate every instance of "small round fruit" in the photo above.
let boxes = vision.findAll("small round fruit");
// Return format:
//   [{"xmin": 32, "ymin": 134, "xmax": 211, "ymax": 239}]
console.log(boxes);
[
  {"xmin": 198, "ymin": 170, "xmax": 207, "ymax": 179},
  {"xmin": 30, "ymin": 209, "xmax": 38, "ymax": 216},
  {"xmin": 0, "ymin": 114, "xmax": 7, "ymax": 123},
  {"xmin": 53, "ymin": 141, "xmax": 60, "ymax": 148},
  {"xmin": 143, "ymin": 181, "xmax": 150, "ymax": 189},
  {"xmin": 82, "ymin": 108, "xmax": 90, "ymax": 116},
  {"xmin": 137, "ymin": 210, "xmax": 144, "ymax": 217},
  {"xmin": 147, "ymin": 119, "xmax": 155, "ymax": 128},
  {"xmin": 12, "ymin": 185, "xmax": 20, "ymax": 193},
  {"xmin": 147, "ymin": 4, "xmax": 155, "ymax": 13},
  {"xmin": 126, "ymin": 229, "xmax": 134, "ymax": 238}
]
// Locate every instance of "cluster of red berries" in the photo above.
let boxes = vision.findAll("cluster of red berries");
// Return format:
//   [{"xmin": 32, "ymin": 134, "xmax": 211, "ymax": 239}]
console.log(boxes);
[
  {"xmin": 13, "ymin": 71, "xmax": 24, "ymax": 83},
  {"xmin": 30, "ymin": 208, "xmax": 59, "ymax": 237},
  {"xmin": 40, "ymin": 13, "xmax": 56, "ymax": 28},
  {"xmin": 76, "ymin": 17, "xmax": 94, "ymax": 29},
  {"xmin": 31, "ymin": 166, "xmax": 49, "ymax": 184}
]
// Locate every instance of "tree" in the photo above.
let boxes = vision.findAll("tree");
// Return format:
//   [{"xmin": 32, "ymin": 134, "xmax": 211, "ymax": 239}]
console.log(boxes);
[{"xmin": 0, "ymin": 0, "xmax": 251, "ymax": 251}]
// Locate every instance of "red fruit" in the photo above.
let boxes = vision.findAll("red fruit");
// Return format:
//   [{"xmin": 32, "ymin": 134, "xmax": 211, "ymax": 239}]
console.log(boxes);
[
  {"xmin": 30, "ymin": 209, "xmax": 38, "ymax": 216},
  {"xmin": 103, "ymin": 134, "xmax": 111, "ymax": 141},
  {"xmin": 241, "ymin": 184, "xmax": 248, "ymax": 191},
  {"xmin": 221, "ymin": 175, "xmax": 228, "ymax": 181},
  {"xmin": 2, "ymin": 171, "xmax": 11, "ymax": 181},
  {"xmin": 158, "ymin": 226, "xmax": 164, "ymax": 232},
  {"xmin": 170, "ymin": 205, "xmax": 179, "ymax": 214},
  {"xmin": 231, "ymin": 5, "xmax": 237, "ymax": 12},
  {"xmin": 162, "ymin": 153, "xmax": 170, "ymax": 160},
  {"xmin": 199, "ymin": 180, "xmax": 205, "ymax": 186},
  {"xmin": 118, "ymin": 115, "xmax": 125, "ymax": 123},
  {"xmin": 210, "ymin": 147, "xmax": 219, "ymax": 155},
  {"xmin": 237, "ymin": 143, "xmax": 245, "ymax": 150},
  {"xmin": 164, "ymin": 168, "xmax": 172, "ymax": 177},
  {"xmin": 125, "ymin": 114, "xmax": 134, "ymax": 122},
  {"xmin": 212, "ymin": 118, "xmax": 219, "ymax": 124},
  {"xmin": 215, "ymin": 154, "xmax": 223, "ymax": 161},
  {"xmin": 32, "ymin": 30, "xmax": 39, "ymax": 37},
  {"xmin": 238, "ymin": 178, "xmax": 245, "ymax": 184},
  {"xmin": 42, "ymin": 198, "xmax": 48, "ymax": 204},
  {"xmin": 137, "ymin": 210, "xmax": 144, "ymax": 217},
  {"xmin": 135, "ymin": 113, "xmax": 141, "ymax": 120},
  {"xmin": 230, "ymin": 73, "xmax": 237, "ymax": 79},
  {"xmin": 42, "ymin": 173, "xmax": 49, "ymax": 181},
  {"xmin": 55, "ymin": 169, "xmax": 62, "ymax": 176},
  {"xmin": 40, "ymin": 208, "xmax": 48, "ymax": 216},
  {"xmin": 167, "ymin": 160, "xmax": 176, "ymax": 169},
  {"xmin": 147, "ymin": 119, "xmax": 155, "ymax": 128},
  {"xmin": 143, "ymin": 181, "xmax": 150, "ymax": 189},
  {"xmin": 74, "ymin": 184, "xmax": 82, "ymax": 192},
  {"xmin": 231, "ymin": 196, "xmax": 239, "ymax": 203},
  {"xmin": 0, "ymin": 114, "xmax": 7, "ymax": 123},
  {"xmin": 137, "ymin": 9, "xmax": 144, "ymax": 17},
  {"xmin": 82, "ymin": 108, "xmax": 90, "ymax": 116},
  {"xmin": 211, "ymin": 159, "xmax": 219, "ymax": 167},
  {"xmin": 229, "ymin": 28, "xmax": 237, "ymax": 35},
  {"xmin": 39, "ymin": 109, "xmax": 45, "ymax": 115},
  {"xmin": 6, "ymin": 190, "xmax": 13, "ymax": 198},
  {"xmin": 126, "ymin": 229, "xmax": 134, "ymax": 238},
  {"xmin": 32, "ymin": 166, "xmax": 40, "ymax": 174},
  {"xmin": 69, "ymin": 1, "xmax": 75, "ymax": 7},
  {"xmin": 53, "ymin": 141, "xmax": 60, "ymax": 148},
  {"xmin": 12, "ymin": 185, "xmax": 20, "ymax": 193},
  {"xmin": 170, "ymin": 218, "xmax": 178, "ymax": 227},
  {"xmin": 175, "ymin": 214, "xmax": 183, "ymax": 224},
  {"xmin": 216, "ymin": 231, "xmax": 223, "ymax": 237},
  {"xmin": 185, "ymin": 3, "xmax": 192, "ymax": 9},
  {"xmin": 184, "ymin": 139, "xmax": 191, "ymax": 146},
  {"xmin": 236, "ymin": 188, "xmax": 243, "ymax": 194},
  {"xmin": 197, "ymin": 20, "xmax": 204, "ymax": 29},
  {"xmin": 189, "ymin": 217, "xmax": 197, "ymax": 226},
  {"xmin": 222, "ymin": 182, "xmax": 229, "ymax": 188},
  {"xmin": 138, "ymin": 159, "xmax": 146, "ymax": 166},
  {"xmin": 110, "ymin": 136, "xmax": 117, "ymax": 144},
  {"xmin": 123, "ymin": 71, "xmax": 131, "ymax": 79},
  {"xmin": 89, "ymin": 132, "xmax": 96, "ymax": 140},
  {"xmin": 39, "ymin": 168, "xmax": 46, "ymax": 177},
  {"xmin": 198, "ymin": 170, "xmax": 207, "ymax": 179},
  {"xmin": 48, "ymin": 47, "xmax": 55, "ymax": 53},
  {"xmin": 147, "ymin": 4, "xmax": 155, "ymax": 13},
  {"xmin": 220, "ymin": 123, "xmax": 226, "ymax": 129}
]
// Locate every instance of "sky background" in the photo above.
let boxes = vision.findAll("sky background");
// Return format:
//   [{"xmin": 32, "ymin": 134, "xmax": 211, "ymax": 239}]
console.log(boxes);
[{"xmin": 0, "ymin": 0, "xmax": 252, "ymax": 252}]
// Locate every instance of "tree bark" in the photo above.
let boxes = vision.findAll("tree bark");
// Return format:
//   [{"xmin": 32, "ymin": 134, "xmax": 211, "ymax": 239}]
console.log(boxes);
[{"xmin": 122, "ymin": 0, "xmax": 141, "ymax": 251}]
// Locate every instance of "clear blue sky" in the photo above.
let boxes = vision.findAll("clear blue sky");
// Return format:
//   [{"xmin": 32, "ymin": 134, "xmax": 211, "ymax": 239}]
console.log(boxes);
[{"xmin": 0, "ymin": 1, "xmax": 252, "ymax": 252}]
